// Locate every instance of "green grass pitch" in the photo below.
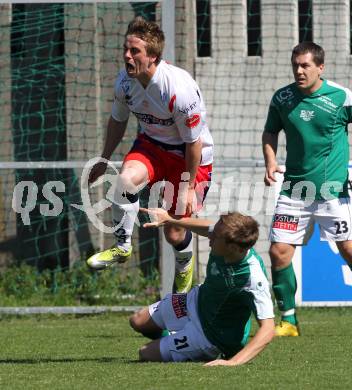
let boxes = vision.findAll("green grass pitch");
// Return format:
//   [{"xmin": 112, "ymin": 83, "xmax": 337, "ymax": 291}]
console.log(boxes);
[{"xmin": 0, "ymin": 308, "xmax": 351, "ymax": 390}]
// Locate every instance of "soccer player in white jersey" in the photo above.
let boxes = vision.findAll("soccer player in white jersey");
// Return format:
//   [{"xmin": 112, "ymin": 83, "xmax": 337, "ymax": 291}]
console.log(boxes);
[
  {"xmin": 86, "ymin": 17, "xmax": 213, "ymax": 293},
  {"xmin": 129, "ymin": 208, "xmax": 275, "ymax": 364},
  {"xmin": 263, "ymin": 42, "xmax": 352, "ymax": 336}
]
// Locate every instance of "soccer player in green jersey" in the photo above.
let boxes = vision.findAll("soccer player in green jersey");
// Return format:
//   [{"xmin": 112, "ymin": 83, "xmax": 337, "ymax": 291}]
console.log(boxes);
[
  {"xmin": 129, "ymin": 208, "xmax": 275, "ymax": 365},
  {"xmin": 262, "ymin": 41, "xmax": 352, "ymax": 336}
]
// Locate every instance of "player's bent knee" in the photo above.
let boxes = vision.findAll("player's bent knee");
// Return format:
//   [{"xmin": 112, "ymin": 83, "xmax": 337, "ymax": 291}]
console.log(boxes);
[
  {"xmin": 164, "ymin": 234, "xmax": 181, "ymax": 246},
  {"xmin": 336, "ymin": 241, "xmax": 352, "ymax": 265},
  {"xmin": 129, "ymin": 313, "xmax": 139, "ymax": 332},
  {"xmin": 129, "ymin": 310, "xmax": 145, "ymax": 332},
  {"xmin": 269, "ymin": 243, "xmax": 294, "ymax": 269},
  {"xmin": 139, "ymin": 341, "xmax": 163, "ymax": 362},
  {"xmin": 118, "ymin": 173, "xmax": 138, "ymax": 194},
  {"xmin": 139, "ymin": 345, "xmax": 148, "ymax": 361},
  {"xmin": 163, "ymin": 226, "xmax": 186, "ymax": 246},
  {"xmin": 340, "ymin": 249, "xmax": 352, "ymax": 264}
]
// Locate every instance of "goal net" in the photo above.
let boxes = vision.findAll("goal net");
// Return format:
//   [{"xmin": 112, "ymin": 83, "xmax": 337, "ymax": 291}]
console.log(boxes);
[{"xmin": 0, "ymin": 1, "xmax": 351, "ymax": 303}]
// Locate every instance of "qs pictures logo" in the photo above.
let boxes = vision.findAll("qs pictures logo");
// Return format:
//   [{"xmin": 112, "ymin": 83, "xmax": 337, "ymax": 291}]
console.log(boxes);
[
  {"xmin": 11, "ymin": 157, "xmax": 141, "ymax": 233},
  {"xmin": 71, "ymin": 157, "xmax": 141, "ymax": 233}
]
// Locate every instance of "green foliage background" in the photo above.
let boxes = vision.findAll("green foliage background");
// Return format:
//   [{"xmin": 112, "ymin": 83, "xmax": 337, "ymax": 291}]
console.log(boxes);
[{"xmin": 0, "ymin": 263, "xmax": 160, "ymax": 306}]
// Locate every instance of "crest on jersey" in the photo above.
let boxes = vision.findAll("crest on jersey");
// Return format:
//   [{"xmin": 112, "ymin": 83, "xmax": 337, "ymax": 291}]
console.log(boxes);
[{"xmin": 300, "ymin": 110, "xmax": 315, "ymax": 121}]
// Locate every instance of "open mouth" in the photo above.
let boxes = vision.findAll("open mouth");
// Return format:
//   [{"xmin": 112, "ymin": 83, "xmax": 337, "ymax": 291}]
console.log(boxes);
[{"xmin": 125, "ymin": 63, "xmax": 135, "ymax": 72}]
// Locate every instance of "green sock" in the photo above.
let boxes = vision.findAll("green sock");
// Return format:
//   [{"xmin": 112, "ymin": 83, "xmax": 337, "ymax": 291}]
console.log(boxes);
[
  {"xmin": 272, "ymin": 263, "xmax": 297, "ymax": 325},
  {"xmin": 281, "ymin": 314, "xmax": 297, "ymax": 325}
]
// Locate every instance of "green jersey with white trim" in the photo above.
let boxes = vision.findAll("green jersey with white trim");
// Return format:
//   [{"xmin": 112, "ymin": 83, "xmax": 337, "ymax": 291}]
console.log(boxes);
[
  {"xmin": 197, "ymin": 248, "xmax": 274, "ymax": 358},
  {"xmin": 264, "ymin": 79, "xmax": 352, "ymax": 200}
]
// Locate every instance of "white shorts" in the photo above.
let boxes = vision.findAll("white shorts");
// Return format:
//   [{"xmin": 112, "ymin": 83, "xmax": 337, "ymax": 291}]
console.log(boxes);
[
  {"xmin": 270, "ymin": 195, "xmax": 352, "ymax": 245},
  {"xmin": 148, "ymin": 286, "xmax": 220, "ymax": 362}
]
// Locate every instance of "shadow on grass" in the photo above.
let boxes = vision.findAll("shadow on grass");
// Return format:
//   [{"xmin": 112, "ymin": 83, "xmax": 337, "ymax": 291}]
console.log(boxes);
[
  {"xmin": 84, "ymin": 334, "xmax": 143, "ymax": 340},
  {"xmin": 85, "ymin": 335, "xmax": 122, "ymax": 339},
  {"xmin": 0, "ymin": 356, "xmax": 140, "ymax": 365}
]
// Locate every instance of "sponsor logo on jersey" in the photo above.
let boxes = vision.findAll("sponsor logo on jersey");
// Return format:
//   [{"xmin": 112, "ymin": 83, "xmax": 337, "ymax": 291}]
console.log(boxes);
[
  {"xmin": 185, "ymin": 113, "xmax": 201, "ymax": 128},
  {"xmin": 300, "ymin": 110, "xmax": 315, "ymax": 121},
  {"xmin": 172, "ymin": 294, "xmax": 187, "ymax": 318},
  {"xmin": 132, "ymin": 111, "xmax": 174, "ymax": 126},
  {"xmin": 168, "ymin": 94, "xmax": 176, "ymax": 112},
  {"xmin": 275, "ymin": 87, "xmax": 294, "ymax": 104},
  {"xmin": 317, "ymin": 95, "xmax": 337, "ymax": 109},
  {"xmin": 315, "ymin": 95, "xmax": 338, "ymax": 114},
  {"xmin": 178, "ymin": 101, "xmax": 197, "ymax": 115},
  {"xmin": 272, "ymin": 214, "xmax": 299, "ymax": 231}
]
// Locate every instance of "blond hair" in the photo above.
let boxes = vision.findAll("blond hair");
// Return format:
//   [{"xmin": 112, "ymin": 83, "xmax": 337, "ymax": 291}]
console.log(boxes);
[{"xmin": 125, "ymin": 16, "xmax": 164, "ymax": 64}]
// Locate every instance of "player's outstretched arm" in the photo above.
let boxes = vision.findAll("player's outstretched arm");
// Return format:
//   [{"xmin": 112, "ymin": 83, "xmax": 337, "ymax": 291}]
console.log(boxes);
[
  {"xmin": 204, "ymin": 318, "xmax": 275, "ymax": 367},
  {"xmin": 140, "ymin": 207, "xmax": 214, "ymax": 237}
]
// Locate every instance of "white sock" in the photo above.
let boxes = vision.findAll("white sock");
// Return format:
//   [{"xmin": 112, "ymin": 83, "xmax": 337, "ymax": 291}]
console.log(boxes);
[
  {"xmin": 112, "ymin": 193, "xmax": 139, "ymax": 250},
  {"xmin": 173, "ymin": 232, "xmax": 193, "ymax": 273},
  {"xmin": 281, "ymin": 309, "xmax": 295, "ymax": 317}
]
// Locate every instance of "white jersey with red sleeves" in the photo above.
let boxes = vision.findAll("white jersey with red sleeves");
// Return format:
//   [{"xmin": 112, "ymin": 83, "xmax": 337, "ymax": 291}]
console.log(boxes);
[{"xmin": 111, "ymin": 60, "xmax": 214, "ymax": 165}]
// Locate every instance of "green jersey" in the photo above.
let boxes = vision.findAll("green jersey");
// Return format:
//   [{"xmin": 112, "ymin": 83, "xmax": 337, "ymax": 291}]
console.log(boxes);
[
  {"xmin": 197, "ymin": 248, "xmax": 274, "ymax": 358},
  {"xmin": 264, "ymin": 79, "xmax": 352, "ymax": 200}
]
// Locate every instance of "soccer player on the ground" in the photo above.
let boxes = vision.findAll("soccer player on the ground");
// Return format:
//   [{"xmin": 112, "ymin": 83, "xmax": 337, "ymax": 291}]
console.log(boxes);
[
  {"xmin": 86, "ymin": 17, "xmax": 213, "ymax": 293},
  {"xmin": 129, "ymin": 207, "xmax": 275, "ymax": 365},
  {"xmin": 262, "ymin": 41, "xmax": 352, "ymax": 336}
]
